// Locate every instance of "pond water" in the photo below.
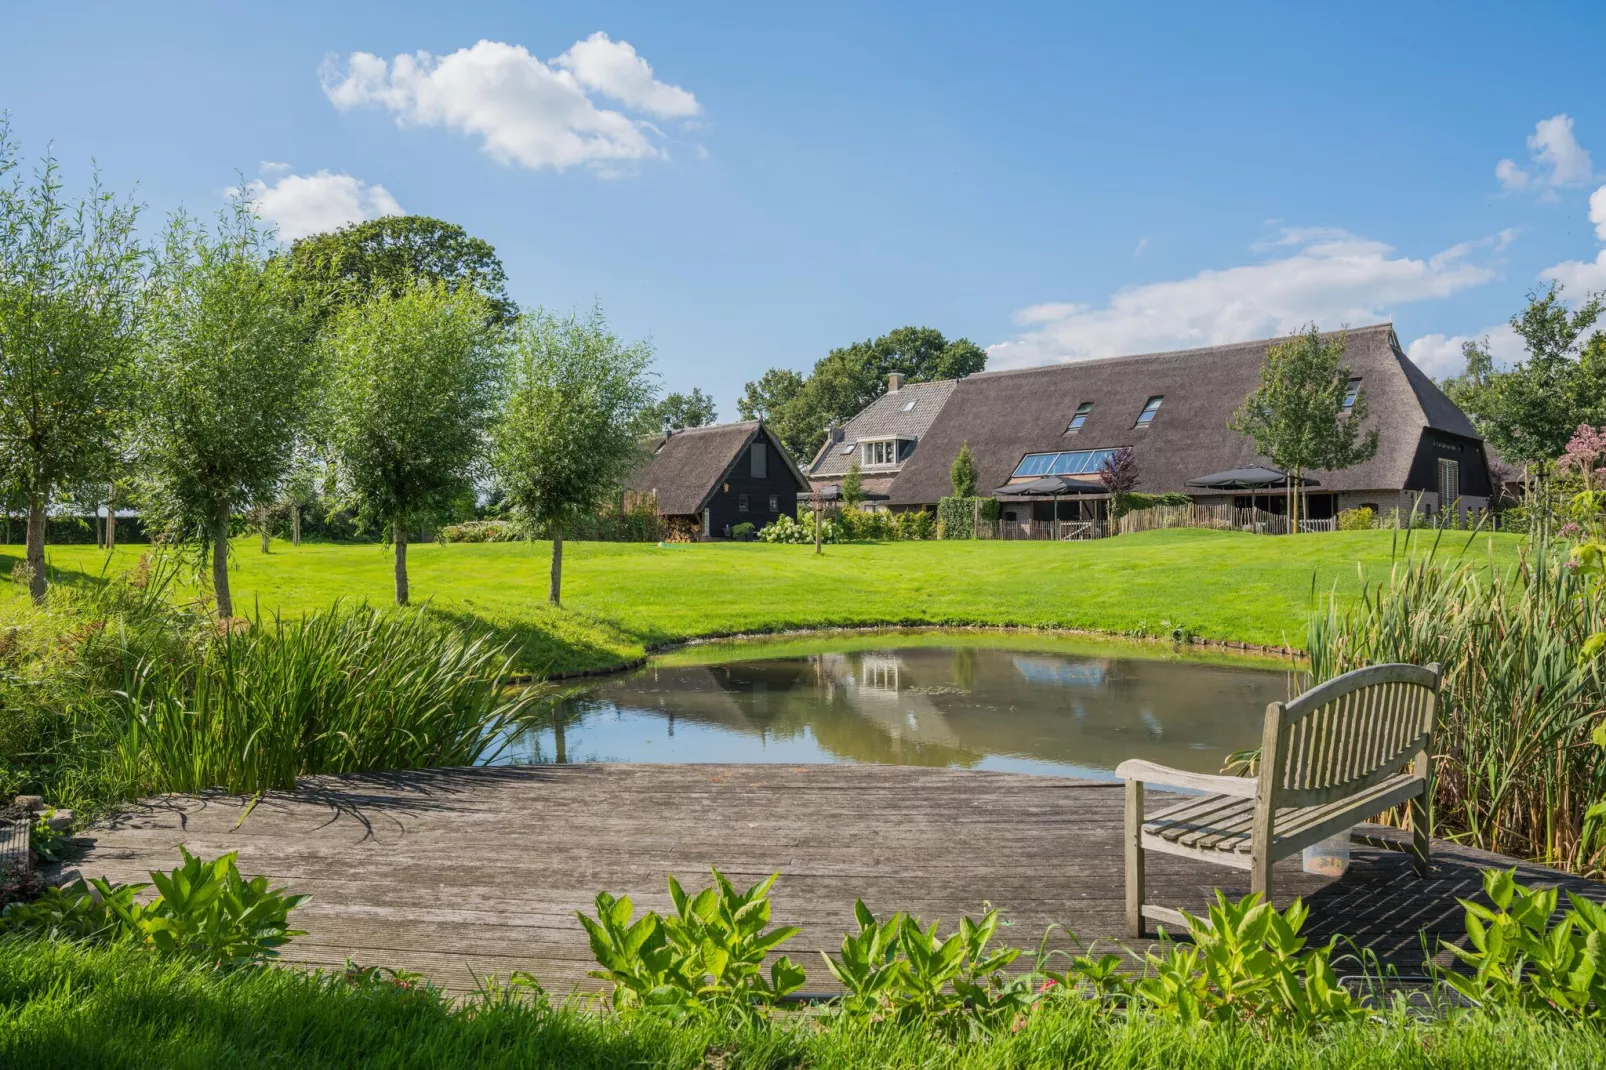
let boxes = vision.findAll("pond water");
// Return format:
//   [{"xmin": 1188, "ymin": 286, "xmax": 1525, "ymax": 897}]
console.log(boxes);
[{"xmin": 500, "ymin": 638, "xmax": 1295, "ymax": 780}]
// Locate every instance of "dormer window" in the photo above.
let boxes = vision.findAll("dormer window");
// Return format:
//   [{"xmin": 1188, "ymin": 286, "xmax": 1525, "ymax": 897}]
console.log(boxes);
[
  {"xmin": 1066, "ymin": 402, "xmax": 1093, "ymax": 433},
  {"xmin": 1342, "ymin": 378, "xmax": 1362, "ymax": 411},
  {"xmin": 1134, "ymin": 395, "xmax": 1163, "ymax": 428},
  {"xmin": 861, "ymin": 437, "xmax": 913, "ymax": 467}
]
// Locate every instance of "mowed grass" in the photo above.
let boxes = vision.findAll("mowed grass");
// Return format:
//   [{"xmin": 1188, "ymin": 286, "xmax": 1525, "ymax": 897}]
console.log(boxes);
[{"xmin": 3, "ymin": 528, "xmax": 1522, "ymax": 677}]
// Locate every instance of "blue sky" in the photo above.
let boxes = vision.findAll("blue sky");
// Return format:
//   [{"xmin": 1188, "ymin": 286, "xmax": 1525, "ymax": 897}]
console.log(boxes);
[{"xmin": 4, "ymin": 1, "xmax": 1605, "ymax": 417}]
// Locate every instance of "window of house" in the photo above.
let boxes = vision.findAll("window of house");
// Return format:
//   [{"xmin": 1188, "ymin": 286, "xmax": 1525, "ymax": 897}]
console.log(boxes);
[
  {"xmin": 738, "ymin": 494, "xmax": 750, "ymax": 513},
  {"xmin": 1066, "ymin": 402, "xmax": 1094, "ymax": 432},
  {"xmin": 1343, "ymin": 378, "xmax": 1362, "ymax": 411},
  {"xmin": 1012, "ymin": 448, "xmax": 1121, "ymax": 478},
  {"xmin": 750, "ymin": 442, "xmax": 767, "ymax": 478},
  {"xmin": 1437, "ymin": 458, "xmax": 1460, "ymax": 508},
  {"xmin": 1134, "ymin": 396, "xmax": 1163, "ymax": 427},
  {"xmin": 901, "ymin": 398, "xmax": 918, "ymax": 412},
  {"xmin": 839, "ymin": 441, "xmax": 856, "ymax": 455},
  {"xmin": 862, "ymin": 439, "xmax": 900, "ymax": 466},
  {"xmin": 768, "ymin": 495, "xmax": 779, "ymax": 512}
]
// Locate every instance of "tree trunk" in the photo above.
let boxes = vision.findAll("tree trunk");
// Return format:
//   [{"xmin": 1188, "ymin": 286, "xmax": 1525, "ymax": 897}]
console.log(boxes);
[
  {"xmin": 552, "ymin": 713, "xmax": 567, "ymax": 764},
  {"xmin": 549, "ymin": 523, "xmax": 564, "ymax": 605},
  {"xmin": 291, "ymin": 504, "xmax": 300, "ymax": 547},
  {"xmin": 1291, "ymin": 470, "xmax": 1301, "ymax": 534},
  {"xmin": 260, "ymin": 523, "xmax": 270, "ymax": 554},
  {"xmin": 814, "ymin": 500, "xmax": 822, "ymax": 555},
  {"xmin": 212, "ymin": 503, "xmax": 233, "ymax": 619},
  {"xmin": 394, "ymin": 519, "xmax": 409, "ymax": 606},
  {"xmin": 106, "ymin": 486, "xmax": 117, "ymax": 550},
  {"xmin": 25, "ymin": 490, "xmax": 47, "ymax": 604}
]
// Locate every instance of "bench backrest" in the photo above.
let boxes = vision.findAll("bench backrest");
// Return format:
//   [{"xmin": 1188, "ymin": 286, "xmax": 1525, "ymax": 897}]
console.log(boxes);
[{"xmin": 1258, "ymin": 663, "xmax": 1441, "ymax": 809}]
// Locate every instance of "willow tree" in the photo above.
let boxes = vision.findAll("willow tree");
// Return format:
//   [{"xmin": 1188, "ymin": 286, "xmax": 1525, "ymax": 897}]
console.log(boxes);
[
  {"xmin": 0, "ymin": 127, "xmax": 143, "ymax": 602},
  {"xmin": 492, "ymin": 307, "xmax": 653, "ymax": 605},
  {"xmin": 324, "ymin": 282, "xmax": 503, "ymax": 605},
  {"xmin": 1229, "ymin": 326, "xmax": 1378, "ymax": 531},
  {"xmin": 139, "ymin": 202, "xmax": 319, "ymax": 617}
]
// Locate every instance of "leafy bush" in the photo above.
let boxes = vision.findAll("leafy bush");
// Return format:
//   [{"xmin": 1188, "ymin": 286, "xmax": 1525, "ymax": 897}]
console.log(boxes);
[
  {"xmin": 1337, "ymin": 507, "xmax": 1375, "ymax": 531},
  {"xmin": 730, "ymin": 522, "xmax": 755, "ymax": 539},
  {"xmin": 0, "ymin": 847, "xmax": 306, "ymax": 968},
  {"xmin": 579, "ymin": 868, "xmax": 805, "ymax": 1017},
  {"xmin": 28, "ymin": 812, "xmax": 73, "ymax": 863},
  {"xmin": 1113, "ymin": 492, "xmax": 1191, "ymax": 516},
  {"xmin": 758, "ymin": 513, "xmax": 840, "ymax": 544},
  {"xmin": 438, "ymin": 520, "xmax": 521, "ymax": 543},
  {"xmin": 937, "ymin": 497, "xmax": 999, "ymax": 539}
]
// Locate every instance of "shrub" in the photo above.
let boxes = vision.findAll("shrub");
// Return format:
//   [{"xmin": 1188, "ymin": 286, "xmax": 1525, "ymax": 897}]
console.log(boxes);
[
  {"xmin": 937, "ymin": 496, "xmax": 999, "ymax": 539},
  {"xmin": 1113, "ymin": 492, "xmax": 1191, "ymax": 516},
  {"xmin": 758, "ymin": 513, "xmax": 840, "ymax": 544},
  {"xmin": 730, "ymin": 522, "xmax": 755, "ymax": 539},
  {"xmin": 438, "ymin": 520, "xmax": 521, "ymax": 543},
  {"xmin": 1337, "ymin": 506, "xmax": 1374, "ymax": 531}
]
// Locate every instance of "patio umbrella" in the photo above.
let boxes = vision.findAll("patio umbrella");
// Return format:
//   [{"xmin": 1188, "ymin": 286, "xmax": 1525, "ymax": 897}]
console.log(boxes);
[
  {"xmin": 1185, "ymin": 466, "xmax": 1321, "ymax": 515},
  {"xmin": 811, "ymin": 483, "xmax": 890, "ymax": 502}
]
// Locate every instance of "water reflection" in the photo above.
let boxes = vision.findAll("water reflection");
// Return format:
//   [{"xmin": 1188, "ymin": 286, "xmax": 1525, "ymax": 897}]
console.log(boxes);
[{"xmin": 501, "ymin": 647, "xmax": 1293, "ymax": 780}]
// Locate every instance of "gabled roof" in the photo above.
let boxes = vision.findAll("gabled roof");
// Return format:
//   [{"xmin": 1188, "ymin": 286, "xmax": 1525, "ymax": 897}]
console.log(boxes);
[
  {"xmin": 625, "ymin": 421, "xmax": 809, "ymax": 516},
  {"xmin": 809, "ymin": 378, "xmax": 959, "ymax": 478},
  {"xmin": 885, "ymin": 323, "xmax": 1480, "ymax": 506}
]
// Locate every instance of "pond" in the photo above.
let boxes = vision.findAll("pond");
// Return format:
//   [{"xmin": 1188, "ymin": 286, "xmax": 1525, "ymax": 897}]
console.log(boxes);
[{"xmin": 501, "ymin": 633, "xmax": 1297, "ymax": 780}]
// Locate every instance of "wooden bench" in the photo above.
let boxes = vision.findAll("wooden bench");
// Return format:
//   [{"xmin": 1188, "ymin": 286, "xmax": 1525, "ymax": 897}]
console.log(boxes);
[{"xmin": 1115, "ymin": 662, "xmax": 1441, "ymax": 936}]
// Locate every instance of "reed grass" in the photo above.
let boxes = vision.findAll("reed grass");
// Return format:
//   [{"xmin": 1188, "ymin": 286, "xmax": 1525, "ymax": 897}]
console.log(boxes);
[{"xmin": 1308, "ymin": 529, "xmax": 1606, "ymax": 874}]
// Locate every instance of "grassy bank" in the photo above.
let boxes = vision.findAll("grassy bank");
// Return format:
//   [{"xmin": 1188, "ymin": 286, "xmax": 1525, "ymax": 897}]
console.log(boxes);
[
  {"xmin": 5, "ymin": 528, "xmax": 1521, "ymax": 677},
  {"xmin": 3, "ymin": 938, "xmax": 1603, "ymax": 1070}
]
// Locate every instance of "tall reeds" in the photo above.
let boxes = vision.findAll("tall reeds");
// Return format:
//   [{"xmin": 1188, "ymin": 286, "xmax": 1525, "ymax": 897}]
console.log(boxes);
[{"xmin": 1308, "ymin": 531, "xmax": 1606, "ymax": 874}]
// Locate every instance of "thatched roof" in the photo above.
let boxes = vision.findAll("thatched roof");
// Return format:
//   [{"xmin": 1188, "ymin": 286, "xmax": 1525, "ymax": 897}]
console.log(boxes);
[
  {"xmin": 626, "ymin": 421, "xmax": 809, "ymax": 516},
  {"xmin": 886, "ymin": 323, "xmax": 1480, "ymax": 506}
]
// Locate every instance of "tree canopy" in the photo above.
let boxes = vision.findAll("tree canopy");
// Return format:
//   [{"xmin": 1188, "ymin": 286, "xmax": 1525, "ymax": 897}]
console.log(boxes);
[
  {"xmin": 1442, "ymin": 286, "xmax": 1606, "ymax": 467},
  {"xmin": 1229, "ymin": 326, "xmax": 1379, "ymax": 529},
  {"xmin": 324, "ymin": 282, "xmax": 504, "ymax": 605},
  {"xmin": 0, "ymin": 127, "xmax": 144, "ymax": 602},
  {"xmin": 138, "ymin": 201, "xmax": 321, "ymax": 617},
  {"xmin": 634, "ymin": 387, "xmax": 717, "ymax": 436},
  {"xmin": 739, "ymin": 327, "xmax": 986, "ymax": 459},
  {"xmin": 492, "ymin": 306, "xmax": 654, "ymax": 604},
  {"xmin": 287, "ymin": 215, "xmax": 518, "ymax": 327}
]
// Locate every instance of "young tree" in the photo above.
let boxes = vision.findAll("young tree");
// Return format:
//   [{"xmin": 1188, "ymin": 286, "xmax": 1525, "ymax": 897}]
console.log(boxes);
[
  {"xmin": 287, "ymin": 215, "xmax": 518, "ymax": 327},
  {"xmin": 1229, "ymin": 326, "xmax": 1379, "ymax": 531},
  {"xmin": 841, "ymin": 459, "xmax": 865, "ymax": 506},
  {"xmin": 634, "ymin": 388, "xmax": 718, "ymax": 436},
  {"xmin": 0, "ymin": 128, "xmax": 144, "ymax": 602},
  {"xmin": 324, "ymin": 283, "xmax": 503, "ymax": 605},
  {"xmin": 492, "ymin": 306, "xmax": 653, "ymax": 605},
  {"xmin": 139, "ymin": 202, "xmax": 320, "ymax": 617},
  {"xmin": 1098, "ymin": 446, "xmax": 1139, "ymax": 520},
  {"xmin": 949, "ymin": 442, "xmax": 978, "ymax": 497}
]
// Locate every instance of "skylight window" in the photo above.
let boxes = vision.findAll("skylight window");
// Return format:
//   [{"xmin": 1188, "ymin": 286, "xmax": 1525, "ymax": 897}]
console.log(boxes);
[
  {"xmin": 1342, "ymin": 378, "xmax": 1362, "ymax": 411},
  {"xmin": 1066, "ymin": 402, "xmax": 1093, "ymax": 432},
  {"xmin": 1012, "ymin": 448, "xmax": 1120, "ymax": 478},
  {"xmin": 901, "ymin": 398, "xmax": 918, "ymax": 412},
  {"xmin": 1134, "ymin": 395, "xmax": 1163, "ymax": 428},
  {"xmin": 839, "ymin": 442, "xmax": 856, "ymax": 455}
]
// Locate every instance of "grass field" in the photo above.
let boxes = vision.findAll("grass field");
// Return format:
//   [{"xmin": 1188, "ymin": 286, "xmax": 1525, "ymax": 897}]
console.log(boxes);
[{"xmin": 2, "ymin": 528, "xmax": 1521, "ymax": 677}]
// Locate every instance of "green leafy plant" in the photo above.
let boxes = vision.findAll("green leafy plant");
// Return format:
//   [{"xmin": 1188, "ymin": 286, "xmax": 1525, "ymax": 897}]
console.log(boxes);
[
  {"xmin": 730, "ymin": 522, "xmax": 755, "ymax": 539},
  {"xmin": 29, "ymin": 810, "xmax": 74, "ymax": 863},
  {"xmin": 1338, "ymin": 506, "xmax": 1375, "ymax": 531},
  {"xmin": 1439, "ymin": 867, "xmax": 1606, "ymax": 1018},
  {"xmin": 578, "ymin": 868, "xmax": 804, "ymax": 1017}
]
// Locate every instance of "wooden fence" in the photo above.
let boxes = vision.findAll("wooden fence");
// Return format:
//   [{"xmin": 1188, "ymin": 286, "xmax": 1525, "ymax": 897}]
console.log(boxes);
[
  {"xmin": 1115, "ymin": 503, "xmax": 1313, "ymax": 536},
  {"xmin": 990, "ymin": 518, "xmax": 1108, "ymax": 541}
]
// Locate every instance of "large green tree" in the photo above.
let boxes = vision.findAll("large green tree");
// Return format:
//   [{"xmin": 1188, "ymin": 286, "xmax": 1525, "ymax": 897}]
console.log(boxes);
[
  {"xmin": 287, "ymin": 215, "xmax": 517, "ymax": 328},
  {"xmin": 633, "ymin": 387, "xmax": 717, "ymax": 436},
  {"xmin": 0, "ymin": 128, "xmax": 144, "ymax": 602},
  {"xmin": 492, "ymin": 306, "xmax": 654, "ymax": 605},
  {"xmin": 324, "ymin": 283, "xmax": 504, "ymax": 605},
  {"xmin": 139, "ymin": 202, "xmax": 320, "ymax": 617},
  {"xmin": 1442, "ymin": 286, "xmax": 1606, "ymax": 467},
  {"xmin": 1229, "ymin": 326, "xmax": 1379, "ymax": 531},
  {"xmin": 739, "ymin": 327, "xmax": 986, "ymax": 459}
]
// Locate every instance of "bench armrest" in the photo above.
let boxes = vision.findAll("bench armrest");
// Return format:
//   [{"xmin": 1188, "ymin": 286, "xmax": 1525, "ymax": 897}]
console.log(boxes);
[{"xmin": 1114, "ymin": 759, "xmax": 1258, "ymax": 798}]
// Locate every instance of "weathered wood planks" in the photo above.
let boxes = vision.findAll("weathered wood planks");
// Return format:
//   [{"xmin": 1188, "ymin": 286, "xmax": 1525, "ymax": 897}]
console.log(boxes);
[{"xmin": 60, "ymin": 763, "xmax": 1601, "ymax": 994}]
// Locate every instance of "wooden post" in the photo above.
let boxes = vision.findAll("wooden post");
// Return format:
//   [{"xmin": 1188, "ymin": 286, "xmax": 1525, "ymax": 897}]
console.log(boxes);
[
  {"xmin": 813, "ymin": 494, "xmax": 822, "ymax": 555},
  {"xmin": 1125, "ymin": 777, "xmax": 1145, "ymax": 937},
  {"xmin": 1249, "ymin": 701, "xmax": 1284, "ymax": 900}
]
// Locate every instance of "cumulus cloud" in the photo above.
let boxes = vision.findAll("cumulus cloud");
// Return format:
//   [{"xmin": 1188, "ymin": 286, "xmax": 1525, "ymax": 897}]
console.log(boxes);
[
  {"xmin": 1593, "ymin": 184, "xmax": 1606, "ymax": 242},
  {"xmin": 1405, "ymin": 323, "xmax": 1525, "ymax": 378},
  {"xmin": 987, "ymin": 228, "xmax": 1501, "ymax": 369},
  {"xmin": 1496, "ymin": 113, "xmax": 1593, "ymax": 192},
  {"xmin": 320, "ymin": 35, "xmax": 699, "ymax": 172},
  {"xmin": 239, "ymin": 168, "xmax": 403, "ymax": 241},
  {"xmin": 1543, "ymin": 251, "xmax": 1606, "ymax": 294}
]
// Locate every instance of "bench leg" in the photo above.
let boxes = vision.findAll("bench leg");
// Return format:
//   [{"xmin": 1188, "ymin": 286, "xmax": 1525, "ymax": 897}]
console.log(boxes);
[
  {"xmin": 1250, "ymin": 849, "xmax": 1272, "ymax": 903},
  {"xmin": 1124, "ymin": 779, "xmax": 1146, "ymax": 938},
  {"xmin": 1408, "ymin": 792, "xmax": 1431, "ymax": 878}
]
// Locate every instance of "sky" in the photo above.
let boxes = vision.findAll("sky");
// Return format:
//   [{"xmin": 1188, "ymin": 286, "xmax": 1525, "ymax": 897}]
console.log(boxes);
[{"xmin": 4, "ymin": 1, "xmax": 1605, "ymax": 419}]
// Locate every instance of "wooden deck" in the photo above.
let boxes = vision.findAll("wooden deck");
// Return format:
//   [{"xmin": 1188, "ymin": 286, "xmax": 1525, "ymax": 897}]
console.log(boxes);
[{"xmin": 65, "ymin": 763, "xmax": 1601, "ymax": 993}]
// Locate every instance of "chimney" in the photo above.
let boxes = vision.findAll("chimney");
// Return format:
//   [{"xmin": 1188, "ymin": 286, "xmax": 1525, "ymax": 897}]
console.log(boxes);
[
  {"xmin": 887, "ymin": 372, "xmax": 905, "ymax": 393},
  {"xmin": 662, "ymin": 414, "xmax": 675, "ymax": 439}
]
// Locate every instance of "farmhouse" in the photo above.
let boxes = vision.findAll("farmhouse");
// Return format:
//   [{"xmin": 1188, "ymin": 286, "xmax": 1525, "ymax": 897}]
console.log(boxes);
[
  {"xmin": 806, "ymin": 373, "xmax": 959, "ymax": 501},
  {"xmin": 626, "ymin": 420, "xmax": 810, "ymax": 539},
  {"xmin": 814, "ymin": 324, "xmax": 1491, "ymax": 524}
]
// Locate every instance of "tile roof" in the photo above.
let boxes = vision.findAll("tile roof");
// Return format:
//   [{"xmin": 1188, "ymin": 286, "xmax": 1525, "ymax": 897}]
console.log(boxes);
[
  {"xmin": 809, "ymin": 378, "xmax": 959, "ymax": 478},
  {"xmin": 884, "ymin": 323, "xmax": 1481, "ymax": 506}
]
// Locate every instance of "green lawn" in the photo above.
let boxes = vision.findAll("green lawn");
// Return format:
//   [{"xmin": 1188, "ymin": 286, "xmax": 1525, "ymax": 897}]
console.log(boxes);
[{"xmin": 4, "ymin": 527, "xmax": 1520, "ymax": 677}]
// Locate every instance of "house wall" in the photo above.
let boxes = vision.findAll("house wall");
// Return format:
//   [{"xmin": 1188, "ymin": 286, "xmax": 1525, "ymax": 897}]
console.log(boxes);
[
  {"xmin": 704, "ymin": 439, "xmax": 802, "ymax": 536},
  {"xmin": 1404, "ymin": 429, "xmax": 1492, "ymax": 498}
]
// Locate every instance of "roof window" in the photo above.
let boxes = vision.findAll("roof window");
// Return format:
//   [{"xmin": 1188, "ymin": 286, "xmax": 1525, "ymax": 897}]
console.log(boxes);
[
  {"xmin": 1134, "ymin": 395, "xmax": 1163, "ymax": 428},
  {"xmin": 901, "ymin": 398, "xmax": 918, "ymax": 412},
  {"xmin": 1066, "ymin": 402, "xmax": 1093, "ymax": 433},
  {"xmin": 1012, "ymin": 448, "xmax": 1120, "ymax": 478},
  {"xmin": 1342, "ymin": 378, "xmax": 1362, "ymax": 411},
  {"xmin": 839, "ymin": 442, "xmax": 856, "ymax": 455}
]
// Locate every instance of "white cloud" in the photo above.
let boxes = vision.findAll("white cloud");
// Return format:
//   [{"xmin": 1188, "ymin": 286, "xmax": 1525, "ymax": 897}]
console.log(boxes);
[
  {"xmin": 320, "ymin": 36, "xmax": 698, "ymax": 172},
  {"xmin": 1543, "ymin": 251, "xmax": 1606, "ymax": 294},
  {"xmin": 987, "ymin": 227, "xmax": 1501, "ymax": 369},
  {"xmin": 1405, "ymin": 323, "xmax": 1525, "ymax": 378},
  {"xmin": 553, "ymin": 32, "xmax": 699, "ymax": 118},
  {"xmin": 239, "ymin": 169, "xmax": 403, "ymax": 241},
  {"xmin": 1496, "ymin": 114, "xmax": 1593, "ymax": 192},
  {"xmin": 1592, "ymin": 184, "xmax": 1606, "ymax": 242}
]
